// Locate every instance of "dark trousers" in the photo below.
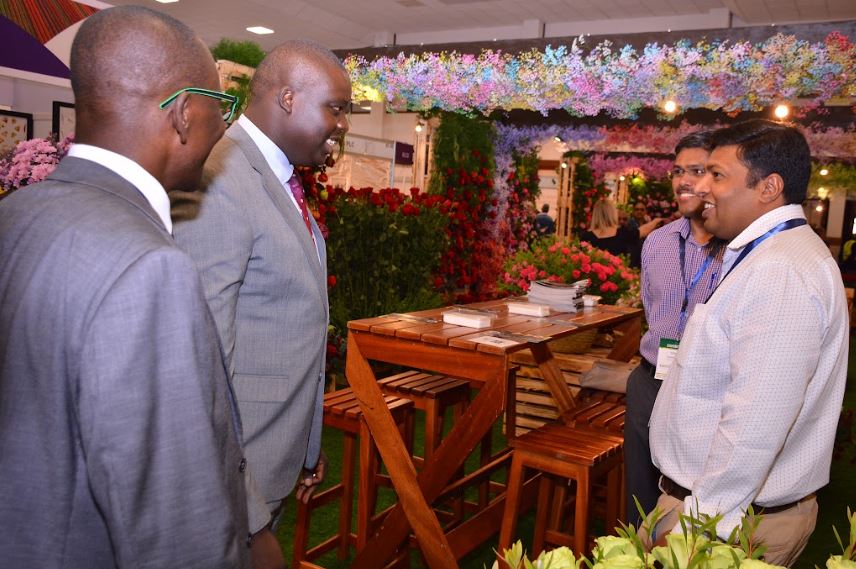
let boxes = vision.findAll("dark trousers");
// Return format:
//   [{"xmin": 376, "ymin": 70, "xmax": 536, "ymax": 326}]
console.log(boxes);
[{"xmin": 623, "ymin": 362, "xmax": 662, "ymax": 527}]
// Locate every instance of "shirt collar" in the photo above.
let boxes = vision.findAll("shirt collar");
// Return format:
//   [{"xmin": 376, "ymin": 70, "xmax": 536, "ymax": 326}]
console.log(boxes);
[
  {"xmin": 727, "ymin": 204, "xmax": 807, "ymax": 251},
  {"xmin": 66, "ymin": 143, "xmax": 172, "ymax": 233},
  {"xmin": 237, "ymin": 114, "xmax": 293, "ymax": 186}
]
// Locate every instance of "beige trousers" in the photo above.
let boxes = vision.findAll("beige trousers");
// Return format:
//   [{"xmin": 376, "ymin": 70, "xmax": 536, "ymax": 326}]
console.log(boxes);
[{"xmin": 641, "ymin": 492, "xmax": 818, "ymax": 568}]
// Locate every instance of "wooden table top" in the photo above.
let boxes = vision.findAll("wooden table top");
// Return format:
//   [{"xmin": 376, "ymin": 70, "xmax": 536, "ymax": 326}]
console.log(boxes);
[{"xmin": 347, "ymin": 298, "xmax": 642, "ymax": 356}]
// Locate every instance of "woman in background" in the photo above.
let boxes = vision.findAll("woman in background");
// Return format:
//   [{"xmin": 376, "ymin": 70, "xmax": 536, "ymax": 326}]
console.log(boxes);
[{"xmin": 580, "ymin": 198, "xmax": 661, "ymax": 267}]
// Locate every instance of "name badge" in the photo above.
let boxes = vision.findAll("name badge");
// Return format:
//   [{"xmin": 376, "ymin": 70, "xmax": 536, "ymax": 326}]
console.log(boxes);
[{"xmin": 655, "ymin": 338, "xmax": 680, "ymax": 380}]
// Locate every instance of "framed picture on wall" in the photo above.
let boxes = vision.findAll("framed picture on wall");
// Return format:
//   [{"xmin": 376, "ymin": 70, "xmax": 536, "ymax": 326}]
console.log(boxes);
[
  {"xmin": 0, "ymin": 109, "xmax": 33, "ymax": 155},
  {"xmin": 52, "ymin": 101, "xmax": 76, "ymax": 140}
]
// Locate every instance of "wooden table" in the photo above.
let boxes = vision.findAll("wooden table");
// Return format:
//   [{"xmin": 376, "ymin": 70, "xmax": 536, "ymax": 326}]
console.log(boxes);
[{"xmin": 345, "ymin": 298, "xmax": 642, "ymax": 568}]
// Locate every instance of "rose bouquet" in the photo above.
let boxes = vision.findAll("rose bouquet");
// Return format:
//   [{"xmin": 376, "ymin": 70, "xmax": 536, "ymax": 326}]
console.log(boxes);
[{"xmin": 498, "ymin": 236, "xmax": 639, "ymax": 306}]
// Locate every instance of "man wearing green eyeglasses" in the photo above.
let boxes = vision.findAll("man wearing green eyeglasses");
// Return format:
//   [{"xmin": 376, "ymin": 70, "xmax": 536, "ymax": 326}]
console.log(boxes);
[
  {"xmin": 0, "ymin": 6, "xmax": 252, "ymax": 569},
  {"xmin": 173, "ymin": 40, "xmax": 351, "ymax": 563}
]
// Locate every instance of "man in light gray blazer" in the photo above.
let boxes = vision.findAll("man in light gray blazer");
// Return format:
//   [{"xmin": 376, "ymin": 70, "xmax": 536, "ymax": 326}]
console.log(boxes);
[
  {"xmin": 0, "ymin": 7, "xmax": 250, "ymax": 568},
  {"xmin": 172, "ymin": 40, "xmax": 352, "ymax": 547}
]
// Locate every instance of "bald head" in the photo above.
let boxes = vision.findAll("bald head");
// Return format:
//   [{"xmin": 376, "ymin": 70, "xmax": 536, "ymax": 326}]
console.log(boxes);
[
  {"xmin": 249, "ymin": 40, "xmax": 345, "ymax": 101},
  {"xmin": 71, "ymin": 6, "xmax": 213, "ymax": 123},
  {"xmin": 69, "ymin": 6, "xmax": 228, "ymax": 193}
]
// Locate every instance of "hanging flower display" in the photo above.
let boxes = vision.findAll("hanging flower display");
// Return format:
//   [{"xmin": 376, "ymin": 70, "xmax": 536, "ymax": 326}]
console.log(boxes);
[{"xmin": 345, "ymin": 32, "xmax": 854, "ymax": 118}]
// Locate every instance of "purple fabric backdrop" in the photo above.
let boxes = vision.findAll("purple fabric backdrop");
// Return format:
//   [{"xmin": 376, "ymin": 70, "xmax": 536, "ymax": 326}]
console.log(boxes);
[{"xmin": 1, "ymin": 15, "xmax": 70, "ymax": 78}]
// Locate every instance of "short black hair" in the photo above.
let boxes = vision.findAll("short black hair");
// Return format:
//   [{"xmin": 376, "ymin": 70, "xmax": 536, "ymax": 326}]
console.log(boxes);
[
  {"xmin": 710, "ymin": 119, "xmax": 811, "ymax": 205},
  {"xmin": 674, "ymin": 130, "xmax": 714, "ymax": 155},
  {"xmin": 541, "ymin": 203, "xmax": 549, "ymax": 213}
]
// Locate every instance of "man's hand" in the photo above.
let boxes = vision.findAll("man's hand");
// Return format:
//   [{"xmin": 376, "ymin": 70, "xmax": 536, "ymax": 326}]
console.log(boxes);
[
  {"xmin": 249, "ymin": 527, "xmax": 285, "ymax": 569},
  {"xmin": 295, "ymin": 450, "xmax": 327, "ymax": 504}
]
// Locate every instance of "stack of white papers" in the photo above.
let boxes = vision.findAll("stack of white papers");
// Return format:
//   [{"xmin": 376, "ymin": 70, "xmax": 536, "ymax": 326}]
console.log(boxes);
[
  {"xmin": 527, "ymin": 279, "xmax": 588, "ymax": 312},
  {"xmin": 507, "ymin": 302, "xmax": 551, "ymax": 317},
  {"xmin": 442, "ymin": 308, "xmax": 494, "ymax": 328}
]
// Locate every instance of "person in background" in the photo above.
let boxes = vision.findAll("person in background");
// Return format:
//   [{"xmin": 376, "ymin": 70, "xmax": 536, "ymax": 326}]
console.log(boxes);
[
  {"xmin": 580, "ymin": 198, "xmax": 659, "ymax": 267},
  {"xmin": 648, "ymin": 120, "xmax": 848, "ymax": 566},
  {"xmin": 623, "ymin": 130, "xmax": 724, "ymax": 526},
  {"xmin": 631, "ymin": 200, "xmax": 650, "ymax": 230},
  {"xmin": 534, "ymin": 203, "xmax": 556, "ymax": 235},
  {"xmin": 172, "ymin": 40, "xmax": 351, "ymax": 564},
  {"xmin": 0, "ymin": 6, "xmax": 250, "ymax": 567}
]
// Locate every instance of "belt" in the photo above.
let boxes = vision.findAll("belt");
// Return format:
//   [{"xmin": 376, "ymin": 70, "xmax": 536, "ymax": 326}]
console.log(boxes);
[
  {"xmin": 639, "ymin": 358, "xmax": 656, "ymax": 375},
  {"xmin": 660, "ymin": 476, "xmax": 813, "ymax": 515}
]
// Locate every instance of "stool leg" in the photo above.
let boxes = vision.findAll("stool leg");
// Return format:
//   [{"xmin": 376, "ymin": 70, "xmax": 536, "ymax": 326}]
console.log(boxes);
[
  {"xmin": 424, "ymin": 399, "xmax": 442, "ymax": 464},
  {"xmin": 339, "ymin": 432, "xmax": 357, "ymax": 559},
  {"xmin": 606, "ymin": 466, "xmax": 620, "ymax": 535},
  {"xmin": 498, "ymin": 451, "xmax": 526, "ymax": 551},
  {"xmin": 293, "ymin": 498, "xmax": 311, "ymax": 566},
  {"xmin": 449, "ymin": 400, "xmax": 466, "ymax": 521},
  {"xmin": 549, "ymin": 482, "xmax": 569, "ymax": 533},
  {"xmin": 532, "ymin": 474, "xmax": 554, "ymax": 556},
  {"xmin": 573, "ymin": 468, "xmax": 590, "ymax": 555},
  {"xmin": 357, "ymin": 419, "xmax": 380, "ymax": 553}
]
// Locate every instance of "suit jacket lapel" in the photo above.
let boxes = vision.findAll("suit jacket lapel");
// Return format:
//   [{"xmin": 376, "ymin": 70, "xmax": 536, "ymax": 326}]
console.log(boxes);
[
  {"xmin": 225, "ymin": 124, "xmax": 326, "ymax": 289},
  {"xmin": 47, "ymin": 157, "xmax": 171, "ymax": 237}
]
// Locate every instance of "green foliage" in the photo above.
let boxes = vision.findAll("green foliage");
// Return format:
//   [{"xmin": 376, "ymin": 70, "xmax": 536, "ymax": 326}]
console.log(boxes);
[
  {"xmin": 507, "ymin": 148, "xmax": 540, "ymax": 248},
  {"xmin": 810, "ymin": 163, "xmax": 856, "ymax": 197},
  {"xmin": 427, "ymin": 111, "xmax": 500, "ymax": 301},
  {"xmin": 210, "ymin": 38, "xmax": 266, "ymax": 68},
  {"xmin": 224, "ymin": 76, "xmax": 251, "ymax": 117},
  {"xmin": 323, "ymin": 189, "xmax": 449, "ymax": 334},
  {"xmin": 429, "ymin": 112, "xmax": 496, "ymax": 195}
]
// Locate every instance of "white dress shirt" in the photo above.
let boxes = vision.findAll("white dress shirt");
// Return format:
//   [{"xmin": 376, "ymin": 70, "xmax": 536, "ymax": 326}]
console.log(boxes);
[
  {"xmin": 650, "ymin": 204, "xmax": 849, "ymax": 538},
  {"xmin": 67, "ymin": 144, "xmax": 172, "ymax": 233}
]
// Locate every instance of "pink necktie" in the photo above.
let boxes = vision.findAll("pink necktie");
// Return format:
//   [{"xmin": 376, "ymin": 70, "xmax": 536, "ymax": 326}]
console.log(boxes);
[{"xmin": 287, "ymin": 172, "xmax": 313, "ymax": 236}]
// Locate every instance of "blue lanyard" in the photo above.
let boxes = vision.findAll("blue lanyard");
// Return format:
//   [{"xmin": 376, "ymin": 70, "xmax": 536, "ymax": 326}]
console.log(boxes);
[
  {"xmin": 678, "ymin": 236, "xmax": 721, "ymax": 328},
  {"xmin": 718, "ymin": 218, "xmax": 807, "ymax": 286}
]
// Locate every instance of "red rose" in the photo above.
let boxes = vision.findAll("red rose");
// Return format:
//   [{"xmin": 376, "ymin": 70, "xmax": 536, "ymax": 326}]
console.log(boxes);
[{"xmin": 327, "ymin": 275, "xmax": 337, "ymax": 288}]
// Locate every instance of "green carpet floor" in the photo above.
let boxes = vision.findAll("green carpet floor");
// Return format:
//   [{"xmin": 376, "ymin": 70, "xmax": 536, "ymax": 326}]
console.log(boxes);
[{"xmin": 276, "ymin": 338, "xmax": 856, "ymax": 568}]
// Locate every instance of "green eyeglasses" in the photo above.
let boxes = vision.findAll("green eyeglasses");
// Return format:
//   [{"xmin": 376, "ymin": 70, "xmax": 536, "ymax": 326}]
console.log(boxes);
[{"xmin": 159, "ymin": 87, "xmax": 239, "ymax": 123}]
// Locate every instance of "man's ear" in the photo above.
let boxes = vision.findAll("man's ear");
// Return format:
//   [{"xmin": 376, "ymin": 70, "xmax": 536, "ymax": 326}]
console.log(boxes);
[
  {"xmin": 758, "ymin": 173, "xmax": 785, "ymax": 204},
  {"xmin": 277, "ymin": 86, "xmax": 294, "ymax": 114},
  {"xmin": 169, "ymin": 92, "xmax": 192, "ymax": 145}
]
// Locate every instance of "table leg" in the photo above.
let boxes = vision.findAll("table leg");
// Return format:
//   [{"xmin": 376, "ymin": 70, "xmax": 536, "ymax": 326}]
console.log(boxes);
[
  {"xmin": 346, "ymin": 335, "xmax": 458, "ymax": 569},
  {"xmin": 347, "ymin": 335, "xmax": 508, "ymax": 569},
  {"xmin": 606, "ymin": 315, "xmax": 642, "ymax": 362},
  {"xmin": 529, "ymin": 342, "xmax": 577, "ymax": 416}
]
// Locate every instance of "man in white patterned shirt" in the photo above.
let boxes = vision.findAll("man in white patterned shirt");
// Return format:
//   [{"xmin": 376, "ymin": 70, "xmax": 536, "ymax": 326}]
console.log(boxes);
[{"xmin": 647, "ymin": 119, "xmax": 848, "ymax": 566}]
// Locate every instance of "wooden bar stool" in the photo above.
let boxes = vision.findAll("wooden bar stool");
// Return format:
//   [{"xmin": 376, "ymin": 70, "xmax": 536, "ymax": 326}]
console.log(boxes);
[
  {"xmin": 292, "ymin": 387, "xmax": 414, "ymax": 567},
  {"xmin": 378, "ymin": 370, "xmax": 471, "ymax": 465},
  {"xmin": 498, "ymin": 423, "xmax": 624, "ymax": 556}
]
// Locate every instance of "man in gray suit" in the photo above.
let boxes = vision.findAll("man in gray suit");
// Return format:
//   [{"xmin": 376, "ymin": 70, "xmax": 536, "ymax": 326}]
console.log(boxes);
[
  {"xmin": 0, "ymin": 7, "xmax": 250, "ymax": 568},
  {"xmin": 172, "ymin": 40, "xmax": 351, "ymax": 540}
]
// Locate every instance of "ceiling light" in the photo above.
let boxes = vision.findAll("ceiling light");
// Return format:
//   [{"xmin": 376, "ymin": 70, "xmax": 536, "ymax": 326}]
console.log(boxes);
[
  {"xmin": 815, "ymin": 204, "xmax": 824, "ymax": 212},
  {"xmin": 246, "ymin": 26, "xmax": 274, "ymax": 35},
  {"xmin": 773, "ymin": 104, "xmax": 789, "ymax": 119},
  {"xmin": 619, "ymin": 175, "xmax": 626, "ymax": 181},
  {"xmin": 560, "ymin": 163, "xmax": 568, "ymax": 169},
  {"xmin": 663, "ymin": 99, "xmax": 677, "ymax": 113},
  {"xmin": 415, "ymin": 124, "xmax": 423, "ymax": 133},
  {"xmin": 553, "ymin": 136, "xmax": 562, "ymax": 143},
  {"xmin": 820, "ymin": 168, "xmax": 829, "ymax": 176}
]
